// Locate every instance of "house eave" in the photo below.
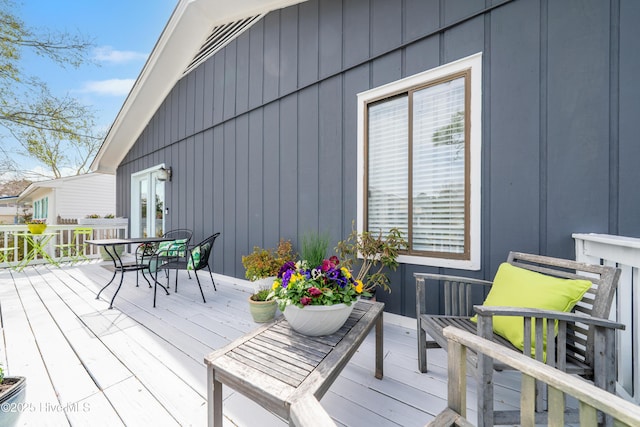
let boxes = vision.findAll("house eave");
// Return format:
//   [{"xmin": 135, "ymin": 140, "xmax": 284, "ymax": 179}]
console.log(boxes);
[{"xmin": 90, "ymin": 0, "xmax": 307, "ymax": 174}]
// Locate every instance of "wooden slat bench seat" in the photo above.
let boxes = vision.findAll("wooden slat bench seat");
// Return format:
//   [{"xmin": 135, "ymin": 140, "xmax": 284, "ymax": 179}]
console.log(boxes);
[{"xmin": 204, "ymin": 300, "xmax": 384, "ymax": 427}]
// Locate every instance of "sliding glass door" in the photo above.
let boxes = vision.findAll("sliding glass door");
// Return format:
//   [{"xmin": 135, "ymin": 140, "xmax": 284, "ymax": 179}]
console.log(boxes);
[{"xmin": 131, "ymin": 167, "xmax": 166, "ymax": 238}]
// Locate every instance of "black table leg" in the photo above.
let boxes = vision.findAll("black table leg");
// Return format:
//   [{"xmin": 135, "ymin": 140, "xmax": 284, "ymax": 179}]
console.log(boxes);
[
  {"xmin": 152, "ymin": 265, "xmax": 170, "ymax": 307},
  {"xmin": 95, "ymin": 245, "xmax": 129, "ymax": 309},
  {"xmin": 96, "ymin": 244, "xmax": 119, "ymax": 304}
]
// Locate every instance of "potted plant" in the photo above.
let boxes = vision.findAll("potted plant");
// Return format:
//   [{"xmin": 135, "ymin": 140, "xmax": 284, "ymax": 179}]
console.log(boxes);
[
  {"xmin": 336, "ymin": 223, "xmax": 407, "ymax": 298},
  {"xmin": 267, "ymin": 233, "xmax": 367, "ymax": 336},
  {"xmin": 26, "ymin": 218, "xmax": 47, "ymax": 234},
  {"xmin": 248, "ymin": 288, "xmax": 277, "ymax": 323},
  {"xmin": 268, "ymin": 256, "xmax": 365, "ymax": 336},
  {"xmin": 0, "ymin": 365, "xmax": 26, "ymax": 426},
  {"xmin": 242, "ymin": 239, "xmax": 294, "ymax": 323}
]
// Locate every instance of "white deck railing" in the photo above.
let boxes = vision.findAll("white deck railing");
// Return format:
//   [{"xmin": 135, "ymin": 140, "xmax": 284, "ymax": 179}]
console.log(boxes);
[
  {"xmin": 573, "ymin": 233, "xmax": 640, "ymax": 403},
  {"xmin": 0, "ymin": 224, "xmax": 129, "ymax": 268}
]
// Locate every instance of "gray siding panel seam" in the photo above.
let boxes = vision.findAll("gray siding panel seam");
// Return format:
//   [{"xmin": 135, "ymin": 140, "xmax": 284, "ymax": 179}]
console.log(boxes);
[
  {"xmin": 609, "ymin": 0, "xmax": 620, "ymax": 235},
  {"xmin": 538, "ymin": 0, "xmax": 548, "ymax": 255},
  {"xmin": 482, "ymin": 4, "xmax": 491, "ymax": 284}
]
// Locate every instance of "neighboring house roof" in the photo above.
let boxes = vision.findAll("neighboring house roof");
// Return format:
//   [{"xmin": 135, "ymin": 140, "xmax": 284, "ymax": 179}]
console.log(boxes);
[
  {"xmin": 90, "ymin": 0, "xmax": 307, "ymax": 174},
  {"xmin": 0, "ymin": 196, "xmax": 18, "ymax": 205},
  {"xmin": 16, "ymin": 173, "xmax": 112, "ymax": 203}
]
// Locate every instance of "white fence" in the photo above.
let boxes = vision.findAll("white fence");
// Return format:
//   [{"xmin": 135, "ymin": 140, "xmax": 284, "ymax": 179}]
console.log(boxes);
[
  {"xmin": 0, "ymin": 224, "xmax": 129, "ymax": 268},
  {"xmin": 573, "ymin": 233, "xmax": 640, "ymax": 404}
]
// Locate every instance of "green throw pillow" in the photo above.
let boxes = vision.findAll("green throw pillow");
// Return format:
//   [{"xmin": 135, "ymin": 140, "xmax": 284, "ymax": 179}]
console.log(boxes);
[
  {"xmin": 157, "ymin": 238, "xmax": 187, "ymax": 257},
  {"xmin": 187, "ymin": 246, "xmax": 201, "ymax": 270},
  {"xmin": 156, "ymin": 241, "xmax": 172, "ymax": 256},
  {"xmin": 472, "ymin": 262, "xmax": 592, "ymax": 359},
  {"xmin": 168, "ymin": 238, "xmax": 187, "ymax": 257}
]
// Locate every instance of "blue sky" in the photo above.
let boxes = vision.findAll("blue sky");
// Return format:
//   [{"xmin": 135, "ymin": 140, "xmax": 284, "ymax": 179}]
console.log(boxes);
[{"xmin": 4, "ymin": 0, "xmax": 177, "ymax": 176}]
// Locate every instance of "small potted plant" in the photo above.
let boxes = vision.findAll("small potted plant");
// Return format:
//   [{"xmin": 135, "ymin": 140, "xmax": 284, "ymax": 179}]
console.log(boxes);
[
  {"xmin": 336, "ymin": 223, "xmax": 407, "ymax": 298},
  {"xmin": 242, "ymin": 239, "xmax": 295, "ymax": 323},
  {"xmin": 248, "ymin": 288, "xmax": 277, "ymax": 323},
  {"xmin": 26, "ymin": 218, "xmax": 47, "ymax": 234}
]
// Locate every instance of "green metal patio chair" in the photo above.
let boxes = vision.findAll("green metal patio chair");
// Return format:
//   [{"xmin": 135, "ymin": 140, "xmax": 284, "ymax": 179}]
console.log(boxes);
[
  {"xmin": 0, "ymin": 246, "xmax": 14, "ymax": 267},
  {"xmin": 56, "ymin": 227, "xmax": 93, "ymax": 263},
  {"xmin": 152, "ymin": 232, "xmax": 220, "ymax": 307}
]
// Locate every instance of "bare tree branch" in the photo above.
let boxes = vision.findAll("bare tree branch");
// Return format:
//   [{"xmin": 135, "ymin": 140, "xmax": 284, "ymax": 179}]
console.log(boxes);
[{"xmin": 0, "ymin": 0, "xmax": 101, "ymax": 182}]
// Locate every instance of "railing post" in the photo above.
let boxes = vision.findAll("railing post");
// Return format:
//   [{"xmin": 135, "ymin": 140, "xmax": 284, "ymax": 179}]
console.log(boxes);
[{"xmin": 447, "ymin": 339, "xmax": 466, "ymax": 418}]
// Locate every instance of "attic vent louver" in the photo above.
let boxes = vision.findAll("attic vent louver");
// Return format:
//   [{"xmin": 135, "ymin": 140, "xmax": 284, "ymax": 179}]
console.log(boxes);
[{"xmin": 183, "ymin": 14, "xmax": 263, "ymax": 76}]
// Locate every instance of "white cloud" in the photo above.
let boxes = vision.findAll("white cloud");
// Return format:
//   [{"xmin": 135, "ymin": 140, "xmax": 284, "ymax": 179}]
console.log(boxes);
[
  {"xmin": 80, "ymin": 79, "xmax": 135, "ymax": 96},
  {"xmin": 93, "ymin": 46, "xmax": 148, "ymax": 64}
]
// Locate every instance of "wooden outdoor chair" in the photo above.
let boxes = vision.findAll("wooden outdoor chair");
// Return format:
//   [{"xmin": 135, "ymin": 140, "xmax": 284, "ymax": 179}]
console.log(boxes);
[
  {"xmin": 415, "ymin": 251, "xmax": 623, "ymax": 426},
  {"xmin": 153, "ymin": 232, "xmax": 220, "ymax": 307}
]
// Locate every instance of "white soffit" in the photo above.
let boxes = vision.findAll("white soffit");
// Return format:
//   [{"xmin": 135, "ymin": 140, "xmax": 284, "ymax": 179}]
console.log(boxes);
[{"xmin": 91, "ymin": 0, "xmax": 307, "ymax": 174}]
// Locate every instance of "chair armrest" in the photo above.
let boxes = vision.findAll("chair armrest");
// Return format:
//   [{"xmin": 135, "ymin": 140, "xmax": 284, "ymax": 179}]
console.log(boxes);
[
  {"xmin": 474, "ymin": 305, "xmax": 625, "ymax": 377},
  {"xmin": 474, "ymin": 306, "xmax": 625, "ymax": 330}
]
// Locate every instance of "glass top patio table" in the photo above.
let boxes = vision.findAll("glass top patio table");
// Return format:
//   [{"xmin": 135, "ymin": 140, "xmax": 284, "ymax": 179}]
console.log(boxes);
[{"xmin": 13, "ymin": 232, "xmax": 59, "ymax": 272}]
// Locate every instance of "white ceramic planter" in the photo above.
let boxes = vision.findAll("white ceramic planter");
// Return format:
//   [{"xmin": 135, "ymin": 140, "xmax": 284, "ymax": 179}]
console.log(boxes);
[{"xmin": 283, "ymin": 303, "xmax": 354, "ymax": 336}]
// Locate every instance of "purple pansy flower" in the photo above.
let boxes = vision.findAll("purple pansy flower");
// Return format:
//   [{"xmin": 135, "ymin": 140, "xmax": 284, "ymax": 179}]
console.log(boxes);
[
  {"xmin": 281, "ymin": 269, "xmax": 293, "ymax": 288},
  {"xmin": 278, "ymin": 261, "xmax": 296, "ymax": 278}
]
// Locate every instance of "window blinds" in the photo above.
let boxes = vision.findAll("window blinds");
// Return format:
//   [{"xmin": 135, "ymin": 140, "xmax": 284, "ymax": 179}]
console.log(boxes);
[
  {"xmin": 412, "ymin": 78, "xmax": 466, "ymax": 254},
  {"xmin": 367, "ymin": 95, "xmax": 408, "ymax": 237}
]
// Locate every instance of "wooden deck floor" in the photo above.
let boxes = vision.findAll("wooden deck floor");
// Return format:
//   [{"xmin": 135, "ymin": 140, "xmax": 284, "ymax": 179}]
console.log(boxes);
[{"xmin": 0, "ymin": 261, "xmax": 521, "ymax": 426}]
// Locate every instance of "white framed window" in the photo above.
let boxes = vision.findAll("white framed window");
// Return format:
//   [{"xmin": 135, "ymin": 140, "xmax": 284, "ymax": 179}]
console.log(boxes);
[
  {"xmin": 357, "ymin": 53, "xmax": 482, "ymax": 270},
  {"xmin": 33, "ymin": 197, "xmax": 49, "ymax": 220}
]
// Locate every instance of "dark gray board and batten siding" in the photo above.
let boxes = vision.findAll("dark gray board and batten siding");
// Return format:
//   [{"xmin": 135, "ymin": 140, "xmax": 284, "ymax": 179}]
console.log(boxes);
[{"xmin": 116, "ymin": 0, "xmax": 640, "ymax": 318}]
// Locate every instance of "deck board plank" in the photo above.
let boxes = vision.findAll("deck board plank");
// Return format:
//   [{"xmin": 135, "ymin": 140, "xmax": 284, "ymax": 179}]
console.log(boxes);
[
  {"xmin": 65, "ymin": 392, "xmax": 125, "ymax": 427},
  {"xmin": 102, "ymin": 376, "xmax": 179, "ymax": 426}
]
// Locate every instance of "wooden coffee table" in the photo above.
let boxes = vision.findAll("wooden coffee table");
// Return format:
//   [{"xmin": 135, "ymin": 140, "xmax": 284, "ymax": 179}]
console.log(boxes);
[{"xmin": 204, "ymin": 299, "xmax": 384, "ymax": 426}]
